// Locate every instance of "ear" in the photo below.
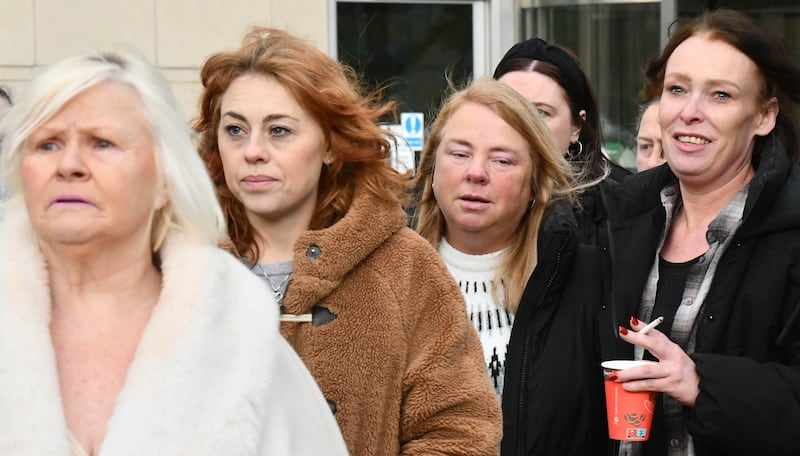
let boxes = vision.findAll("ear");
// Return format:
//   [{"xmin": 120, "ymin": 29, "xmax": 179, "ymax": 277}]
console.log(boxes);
[
  {"xmin": 570, "ymin": 109, "xmax": 586, "ymax": 143},
  {"xmin": 154, "ymin": 180, "xmax": 169, "ymax": 211},
  {"xmin": 754, "ymin": 97, "xmax": 779, "ymax": 137},
  {"xmin": 323, "ymin": 148, "xmax": 335, "ymax": 165}
]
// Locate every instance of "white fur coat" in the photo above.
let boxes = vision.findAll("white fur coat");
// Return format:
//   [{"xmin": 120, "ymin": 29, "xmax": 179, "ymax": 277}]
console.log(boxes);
[{"xmin": 0, "ymin": 207, "xmax": 347, "ymax": 455}]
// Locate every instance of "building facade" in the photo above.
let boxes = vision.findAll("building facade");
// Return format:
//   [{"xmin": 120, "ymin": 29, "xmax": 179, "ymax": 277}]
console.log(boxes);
[{"xmin": 1, "ymin": 0, "xmax": 797, "ymax": 167}]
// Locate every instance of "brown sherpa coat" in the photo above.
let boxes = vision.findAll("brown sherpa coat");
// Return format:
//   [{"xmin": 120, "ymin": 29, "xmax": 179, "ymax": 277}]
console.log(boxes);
[{"xmin": 280, "ymin": 188, "xmax": 502, "ymax": 456}]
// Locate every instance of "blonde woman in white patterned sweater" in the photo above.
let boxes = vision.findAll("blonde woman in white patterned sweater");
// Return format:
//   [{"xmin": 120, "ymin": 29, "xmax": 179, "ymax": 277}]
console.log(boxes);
[{"xmin": 411, "ymin": 78, "xmax": 608, "ymax": 455}]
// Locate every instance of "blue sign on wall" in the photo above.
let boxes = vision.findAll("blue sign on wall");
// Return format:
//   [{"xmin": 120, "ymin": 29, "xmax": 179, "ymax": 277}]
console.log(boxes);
[{"xmin": 400, "ymin": 112, "xmax": 424, "ymax": 150}]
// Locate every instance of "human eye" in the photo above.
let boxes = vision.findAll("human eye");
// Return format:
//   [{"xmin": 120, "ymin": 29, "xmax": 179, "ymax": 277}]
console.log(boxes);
[
  {"xmin": 95, "ymin": 138, "xmax": 115, "ymax": 149},
  {"xmin": 637, "ymin": 142, "xmax": 653, "ymax": 154},
  {"xmin": 269, "ymin": 125, "xmax": 291, "ymax": 137},
  {"xmin": 491, "ymin": 152, "xmax": 518, "ymax": 167},
  {"xmin": 712, "ymin": 90, "xmax": 731, "ymax": 101},
  {"xmin": 535, "ymin": 107, "xmax": 551, "ymax": 118},
  {"xmin": 29, "ymin": 138, "xmax": 60, "ymax": 153},
  {"xmin": 666, "ymin": 85, "xmax": 685, "ymax": 95},
  {"xmin": 38, "ymin": 141, "xmax": 59, "ymax": 152},
  {"xmin": 223, "ymin": 124, "xmax": 246, "ymax": 137},
  {"xmin": 446, "ymin": 148, "xmax": 469, "ymax": 159}
]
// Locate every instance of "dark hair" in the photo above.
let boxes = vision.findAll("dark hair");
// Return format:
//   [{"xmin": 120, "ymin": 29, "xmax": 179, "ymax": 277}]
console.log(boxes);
[
  {"xmin": 634, "ymin": 97, "xmax": 659, "ymax": 133},
  {"xmin": 194, "ymin": 27, "xmax": 407, "ymax": 263},
  {"xmin": 0, "ymin": 86, "xmax": 11, "ymax": 107},
  {"xmin": 494, "ymin": 38, "xmax": 608, "ymax": 181},
  {"xmin": 643, "ymin": 9, "xmax": 800, "ymax": 159}
]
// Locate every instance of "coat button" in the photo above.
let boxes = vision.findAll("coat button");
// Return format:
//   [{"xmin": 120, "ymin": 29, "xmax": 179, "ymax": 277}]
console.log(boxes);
[
  {"xmin": 326, "ymin": 399, "xmax": 337, "ymax": 414},
  {"xmin": 306, "ymin": 245, "xmax": 322, "ymax": 260},
  {"xmin": 312, "ymin": 306, "xmax": 337, "ymax": 327}
]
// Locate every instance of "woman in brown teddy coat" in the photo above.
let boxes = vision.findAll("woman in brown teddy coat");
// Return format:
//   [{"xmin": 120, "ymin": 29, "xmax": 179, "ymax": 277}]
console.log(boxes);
[{"xmin": 194, "ymin": 27, "xmax": 502, "ymax": 456}]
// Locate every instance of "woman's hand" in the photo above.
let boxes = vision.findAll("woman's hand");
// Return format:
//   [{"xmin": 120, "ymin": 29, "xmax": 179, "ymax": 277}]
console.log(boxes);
[{"xmin": 613, "ymin": 317, "xmax": 700, "ymax": 407}]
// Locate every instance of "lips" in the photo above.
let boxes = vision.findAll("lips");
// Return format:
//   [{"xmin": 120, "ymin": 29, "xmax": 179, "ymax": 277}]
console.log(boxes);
[
  {"xmin": 243, "ymin": 175, "xmax": 274, "ymax": 183},
  {"xmin": 50, "ymin": 195, "xmax": 92, "ymax": 206},
  {"xmin": 459, "ymin": 194, "xmax": 490, "ymax": 203}
]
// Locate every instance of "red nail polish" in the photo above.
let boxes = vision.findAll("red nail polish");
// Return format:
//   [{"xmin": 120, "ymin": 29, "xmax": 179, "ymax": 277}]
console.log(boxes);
[
  {"xmin": 619, "ymin": 326, "xmax": 629, "ymax": 335},
  {"xmin": 608, "ymin": 373, "xmax": 618, "ymax": 381},
  {"xmin": 631, "ymin": 316, "xmax": 639, "ymax": 326}
]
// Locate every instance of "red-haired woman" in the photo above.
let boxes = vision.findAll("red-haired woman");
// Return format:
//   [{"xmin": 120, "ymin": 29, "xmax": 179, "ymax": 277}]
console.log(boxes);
[{"xmin": 194, "ymin": 28, "xmax": 501, "ymax": 456}]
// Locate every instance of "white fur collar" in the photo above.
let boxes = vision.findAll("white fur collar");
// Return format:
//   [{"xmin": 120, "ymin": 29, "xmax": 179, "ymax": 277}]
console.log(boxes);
[{"xmin": 0, "ymin": 207, "xmax": 281, "ymax": 455}]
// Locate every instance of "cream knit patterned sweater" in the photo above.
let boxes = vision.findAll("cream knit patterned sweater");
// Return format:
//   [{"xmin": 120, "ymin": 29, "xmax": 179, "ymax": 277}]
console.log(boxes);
[{"xmin": 438, "ymin": 238, "xmax": 515, "ymax": 399}]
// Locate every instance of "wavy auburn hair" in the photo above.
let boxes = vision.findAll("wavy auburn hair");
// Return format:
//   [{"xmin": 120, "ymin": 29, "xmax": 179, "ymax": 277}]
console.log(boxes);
[{"xmin": 194, "ymin": 27, "xmax": 407, "ymax": 263}]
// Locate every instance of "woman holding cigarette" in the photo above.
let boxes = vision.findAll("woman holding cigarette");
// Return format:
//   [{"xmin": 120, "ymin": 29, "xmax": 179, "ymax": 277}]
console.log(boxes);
[{"xmin": 600, "ymin": 9, "xmax": 800, "ymax": 455}]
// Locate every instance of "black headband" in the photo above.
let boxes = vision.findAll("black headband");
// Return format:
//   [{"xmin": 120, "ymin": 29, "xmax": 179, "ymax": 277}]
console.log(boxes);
[{"xmin": 493, "ymin": 38, "xmax": 588, "ymax": 113}]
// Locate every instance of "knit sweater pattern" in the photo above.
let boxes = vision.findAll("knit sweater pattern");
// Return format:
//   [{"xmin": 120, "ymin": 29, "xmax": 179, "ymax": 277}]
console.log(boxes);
[{"xmin": 438, "ymin": 238, "xmax": 514, "ymax": 398}]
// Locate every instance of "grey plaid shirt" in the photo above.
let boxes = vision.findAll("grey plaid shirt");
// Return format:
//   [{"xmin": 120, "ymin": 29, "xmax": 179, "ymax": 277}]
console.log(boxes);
[{"xmin": 620, "ymin": 183, "xmax": 748, "ymax": 456}]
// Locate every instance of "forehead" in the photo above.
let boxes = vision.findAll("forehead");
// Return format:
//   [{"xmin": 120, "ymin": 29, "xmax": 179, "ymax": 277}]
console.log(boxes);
[
  {"xmin": 41, "ymin": 81, "xmax": 145, "ymax": 128},
  {"xmin": 499, "ymin": 70, "xmax": 570, "ymax": 108},
  {"xmin": 666, "ymin": 35, "xmax": 761, "ymax": 86},
  {"xmin": 221, "ymin": 74, "xmax": 299, "ymax": 111},
  {"xmin": 444, "ymin": 102, "xmax": 511, "ymax": 133},
  {"xmin": 639, "ymin": 104, "xmax": 659, "ymax": 130},
  {"xmin": 441, "ymin": 101, "xmax": 531, "ymax": 154}
]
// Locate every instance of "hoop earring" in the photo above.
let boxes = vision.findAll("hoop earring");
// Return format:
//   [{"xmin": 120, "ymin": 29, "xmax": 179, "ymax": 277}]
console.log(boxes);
[{"xmin": 566, "ymin": 140, "xmax": 583, "ymax": 159}]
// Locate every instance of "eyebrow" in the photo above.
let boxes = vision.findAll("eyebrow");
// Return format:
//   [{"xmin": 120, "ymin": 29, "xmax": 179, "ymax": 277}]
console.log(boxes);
[
  {"xmin": 665, "ymin": 73, "xmax": 742, "ymax": 90},
  {"xmin": 220, "ymin": 111, "xmax": 300, "ymax": 124},
  {"xmin": 533, "ymin": 102, "xmax": 556, "ymax": 110},
  {"xmin": 444, "ymin": 138, "xmax": 523, "ymax": 154},
  {"xmin": 444, "ymin": 138, "xmax": 472, "ymax": 148}
]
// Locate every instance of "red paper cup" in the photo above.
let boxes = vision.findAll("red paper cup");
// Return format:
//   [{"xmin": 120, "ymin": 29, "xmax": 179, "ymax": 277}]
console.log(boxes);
[{"xmin": 601, "ymin": 360, "xmax": 657, "ymax": 441}]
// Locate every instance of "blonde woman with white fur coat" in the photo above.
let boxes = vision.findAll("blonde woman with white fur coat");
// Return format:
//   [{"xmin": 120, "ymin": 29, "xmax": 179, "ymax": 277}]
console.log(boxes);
[{"xmin": 0, "ymin": 47, "xmax": 347, "ymax": 456}]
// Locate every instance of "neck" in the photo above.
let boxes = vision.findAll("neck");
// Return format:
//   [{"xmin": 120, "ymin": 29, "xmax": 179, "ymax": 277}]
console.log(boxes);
[
  {"xmin": 248, "ymin": 211, "xmax": 312, "ymax": 264},
  {"xmin": 677, "ymin": 164, "xmax": 754, "ymax": 231},
  {"xmin": 42, "ymin": 240, "xmax": 162, "ymax": 317},
  {"xmin": 444, "ymin": 232, "xmax": 510, "ymax": 256}
]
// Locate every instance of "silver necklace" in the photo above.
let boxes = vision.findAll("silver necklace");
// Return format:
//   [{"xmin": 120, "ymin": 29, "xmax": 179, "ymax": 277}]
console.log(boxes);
[{"xmin": 256, "ymin": 265, "xmax": 291, "ymax": 306}]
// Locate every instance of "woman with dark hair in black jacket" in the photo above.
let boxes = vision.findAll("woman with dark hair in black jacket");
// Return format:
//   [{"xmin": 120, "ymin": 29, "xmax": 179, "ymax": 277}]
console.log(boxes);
[
  {"xmin": 494, "ymin": 37, "xmax": 630, "ymax": 248},
  {"xmin": 600, "ymin": 9, "xmax": 800, "ymax": 456}
]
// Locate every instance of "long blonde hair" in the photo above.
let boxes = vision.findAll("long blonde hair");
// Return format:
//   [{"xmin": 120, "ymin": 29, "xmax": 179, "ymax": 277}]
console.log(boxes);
[{"xmin": 410, "ymin": 78, "xmax": 578, "ymax": 311}]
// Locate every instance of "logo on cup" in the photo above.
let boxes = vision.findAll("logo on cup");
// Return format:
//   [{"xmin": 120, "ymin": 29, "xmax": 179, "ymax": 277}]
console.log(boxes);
[
  {"xmin": 627, "ymin": 428, "xmax": 648, "ymax": 439},
  {"xmin": 624, "ymin": 413, "xmax": 647, "ymax": 426}
]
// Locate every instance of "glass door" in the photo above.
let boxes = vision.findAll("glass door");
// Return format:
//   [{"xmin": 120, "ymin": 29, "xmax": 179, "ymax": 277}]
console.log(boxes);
[
  {"xmin": 521, "ymin": 1, "xmax": 661, "ymax": 170},
  {"xmin": 333, "ymin": 1, "xmax": 485, "ymax": 115}
]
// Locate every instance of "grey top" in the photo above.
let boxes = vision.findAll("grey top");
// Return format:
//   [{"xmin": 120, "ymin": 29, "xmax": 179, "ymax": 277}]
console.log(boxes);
[{"xmin": 252, "ymin": 260, "xmax": 294, "ymax": 306}]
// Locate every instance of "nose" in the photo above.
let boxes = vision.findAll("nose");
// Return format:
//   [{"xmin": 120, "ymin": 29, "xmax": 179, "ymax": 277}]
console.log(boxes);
[
  {"xmin": 243, "ymin": 136, "xmax": 270, "ymax": 164},
  {"xmin": 464, "ymin": 157, "xmax": 489, "ymax": 184},
  {"xmin": 57, "ymin": 141, "xmax": 89, "ymax": 180},
  {"xmin": 678, "ymin": 93, "xmax": 704, "ymax": 125}
]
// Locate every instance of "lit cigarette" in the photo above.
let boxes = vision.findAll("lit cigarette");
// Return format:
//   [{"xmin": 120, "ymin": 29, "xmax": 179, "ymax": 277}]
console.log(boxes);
[{"xmin": 639, "ymin": 316, "xmax": 664, "ymax": 335}]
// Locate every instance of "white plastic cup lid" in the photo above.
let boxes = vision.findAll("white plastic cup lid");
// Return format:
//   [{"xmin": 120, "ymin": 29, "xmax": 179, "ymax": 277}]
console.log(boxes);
[{"xmin": 601, "ymin": 360, "xmax": 657, "ymax": 371}]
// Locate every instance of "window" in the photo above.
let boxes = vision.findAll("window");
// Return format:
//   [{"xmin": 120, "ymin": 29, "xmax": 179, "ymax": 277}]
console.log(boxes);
[
  {"xmin": 521, "ymin": 1, "xmax": 661, "ymax": 169},
  {"xmin": 333, "ymin": 1, "xmax": 485, "ymax": 115}
]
